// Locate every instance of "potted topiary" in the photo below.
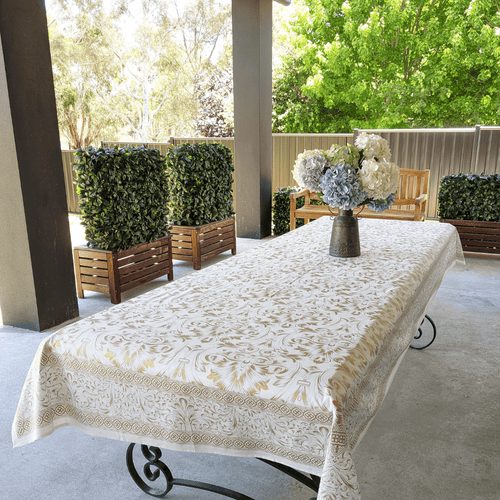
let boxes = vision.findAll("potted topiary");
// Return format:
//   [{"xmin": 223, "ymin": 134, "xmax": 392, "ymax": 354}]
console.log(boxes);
[
  {"xmin": 438, "ymin": 173, "xmax": 500, "ymax": 255},
  {"xmin": 166, "ymin": 142, "xmax": 236, "ymax": 270},
  {"xmin": 73, "ymin": 146, "xmax": 173, "ymax": 303},
  {"xmin": 272, "ymin": 187, "xmax": 305, "ymax": 235}
]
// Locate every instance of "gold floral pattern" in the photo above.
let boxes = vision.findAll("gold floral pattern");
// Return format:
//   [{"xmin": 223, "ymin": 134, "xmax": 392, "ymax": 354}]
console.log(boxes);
[{"xmin": 12, "ymin": 218, "xmax": 464, "ymax": 500}]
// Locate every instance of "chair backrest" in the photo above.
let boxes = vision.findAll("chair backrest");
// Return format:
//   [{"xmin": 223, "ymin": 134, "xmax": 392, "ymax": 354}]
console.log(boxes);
[{"xmin": 395, "ymin": 168, "xmax": 430, "ymax": 204}]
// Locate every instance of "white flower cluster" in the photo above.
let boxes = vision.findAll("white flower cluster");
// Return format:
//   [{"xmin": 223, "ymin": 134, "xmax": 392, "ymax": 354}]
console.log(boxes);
[
  {"xmin": 291, "ymin": 134, "xmax": 400, "ymax": 213},
  {"xmin": 292, "ymin": 149, "xmax": 330, "ymax": 192},
  {"xmin": 359, "ymin": 158, "xmax": 400, "ymax": 201},
  {"xmin": 355, "ymin": 132, "xmax": 391, "ymax": 161}
]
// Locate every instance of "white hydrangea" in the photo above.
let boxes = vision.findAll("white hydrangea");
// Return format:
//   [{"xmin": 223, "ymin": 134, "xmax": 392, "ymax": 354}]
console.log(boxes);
[
  {"xmin": 292, "ymin": 149, "xmax": 329, "ymax": 192},
  {"xmin": 359, "ymin": 159, "xmax": 399, "ymax": 200},
  {"xmin": 355, "ymin": 132, "xmax": 391, "ymax": 161}
]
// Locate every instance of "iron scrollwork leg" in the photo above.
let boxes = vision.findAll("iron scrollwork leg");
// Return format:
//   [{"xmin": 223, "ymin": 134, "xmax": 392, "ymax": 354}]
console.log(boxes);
[
  {"xmin": 127, "ymin": 443, "xmax": 256, "ymax": 499},
  {"xmin": 410, "ymin": 314, "xmax": 437, "ymax": 350},
  {"xmin": 126, "ymin": 443, "xmax": 173, "ymax": 498},
  {"xmin": 127, "ymin": 444, "xmax": 321, "ymax": 499}
]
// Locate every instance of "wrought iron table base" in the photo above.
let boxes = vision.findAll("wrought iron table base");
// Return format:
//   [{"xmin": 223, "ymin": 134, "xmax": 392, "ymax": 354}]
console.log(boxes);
[
  {"xmin": 126, "ymin": 443, "xmax": 320, "ymax": 500},
  {"xmin": 410, "ymin": 314, "xmax": 437, "ymax": 350}
]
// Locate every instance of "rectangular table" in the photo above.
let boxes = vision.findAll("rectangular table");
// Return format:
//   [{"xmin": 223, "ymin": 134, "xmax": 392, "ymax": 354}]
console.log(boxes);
[{"xmin": 12, "ymin": 217, "xmax": 464, "ymax": 500}]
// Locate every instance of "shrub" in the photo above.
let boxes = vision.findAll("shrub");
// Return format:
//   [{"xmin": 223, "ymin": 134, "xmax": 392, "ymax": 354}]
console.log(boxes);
[
  {"xmin": 438, "ymin": 173, "xmax": 500, "ymax": 221},
  {"xmin": 74, "ymin": 146, "xmax": 169, "ymax": 251},
  {"xmin": 165, "ymin": 142, "xmax": 234, "ymax": 226},
  {"xmin": 272, "ymin": 187, "xmax": 305, "ymax": 235}
]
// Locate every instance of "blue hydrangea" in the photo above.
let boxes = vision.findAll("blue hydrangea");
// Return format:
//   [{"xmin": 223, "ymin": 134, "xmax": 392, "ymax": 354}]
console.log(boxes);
[
  {"xmin": 368, "ymin": 193, "xmax": 396, "ymax": 212},
  {"xmin": 319, "ymin": 163, "xmax": 367, "ymax": 211}
]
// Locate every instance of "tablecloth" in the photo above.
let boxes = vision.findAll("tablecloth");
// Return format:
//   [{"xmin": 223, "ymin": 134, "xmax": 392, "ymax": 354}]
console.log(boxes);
[{"xmin": 12, "ymin": 217, "xmax": 464, "ymax": 500}]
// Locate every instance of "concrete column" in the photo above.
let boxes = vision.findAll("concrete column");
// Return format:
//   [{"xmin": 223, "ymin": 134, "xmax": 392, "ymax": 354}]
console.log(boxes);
[
  {"xmin": 0, "ymin": 0, "xmax": 79, "ymax": 331},
  {"xmin": 232, "ymin": 0, "xmax": 273, "ymax": 238}
]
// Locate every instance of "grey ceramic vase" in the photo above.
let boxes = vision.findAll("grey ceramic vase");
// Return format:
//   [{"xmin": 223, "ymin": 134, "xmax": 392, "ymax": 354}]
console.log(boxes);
[{"xmin": 329, "ymin": 209, "xmax": 361, "ymax": 257}]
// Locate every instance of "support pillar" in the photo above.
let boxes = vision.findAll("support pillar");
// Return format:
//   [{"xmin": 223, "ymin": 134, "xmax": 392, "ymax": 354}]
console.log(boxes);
[
  {"xmin": 0, "ymin": 0, "xmax": 79, "ymax": 331},
  {"xmin": 232, "ymin": 0, "xmax": 273, "ymax": 238}
]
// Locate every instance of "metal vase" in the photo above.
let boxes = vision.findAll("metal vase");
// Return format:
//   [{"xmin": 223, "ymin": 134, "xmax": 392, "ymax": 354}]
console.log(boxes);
[{"xmin": 329, "ymin": 209, "xmax": 361, "ymax": 258}]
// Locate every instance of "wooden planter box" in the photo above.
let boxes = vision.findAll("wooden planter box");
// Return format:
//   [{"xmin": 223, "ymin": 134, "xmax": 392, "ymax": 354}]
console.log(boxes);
[
  {"xmin": 74, "ymin": 235, "xmax": 173, "ymax": 304},
  {"xmin": 440, "ymin": 219, "xmax": 500, "ymax": 255},
  {"xmin": 170, "ymin": 218, "xmax": 236, "ymax": 270}
]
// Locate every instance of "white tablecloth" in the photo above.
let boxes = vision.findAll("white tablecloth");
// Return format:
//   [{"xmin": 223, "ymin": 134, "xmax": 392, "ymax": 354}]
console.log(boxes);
[{"xmin": 13, "ymin": 217, "xmax": 464, "ymax": 500}]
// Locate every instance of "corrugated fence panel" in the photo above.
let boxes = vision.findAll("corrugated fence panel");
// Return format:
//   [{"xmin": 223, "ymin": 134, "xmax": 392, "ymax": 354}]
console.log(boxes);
[
  {"xmin": 475, "ymin": 127, "xmax": 500, "ymax": 175},
  {"xmin": 101, "ymin": 142, "xmax": 171, "ymax": 155},
  {"xmin": 64, "ymin": 128, "xmax": 500, "ymax": 219}
]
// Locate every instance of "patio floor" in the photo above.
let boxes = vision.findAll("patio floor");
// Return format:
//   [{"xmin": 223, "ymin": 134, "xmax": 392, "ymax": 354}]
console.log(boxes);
[{"xmin": 1, "ymin": 218, "xmax": 499, "ymax": 500}]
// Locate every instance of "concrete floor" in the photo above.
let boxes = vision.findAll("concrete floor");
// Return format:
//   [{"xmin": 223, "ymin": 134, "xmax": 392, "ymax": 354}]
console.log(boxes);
[{"xmin": 1, "ymin": 219, "xmax": 499, "ymax": 500}]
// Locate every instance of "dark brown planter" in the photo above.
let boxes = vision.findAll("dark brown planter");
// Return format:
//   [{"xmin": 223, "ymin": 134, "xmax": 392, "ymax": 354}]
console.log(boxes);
[
  {"xmin": 73, "ymin": 235, "xmax": 173, "ymax": 304},
  {"xmin": 440, "ymin": 219, "xmax": 500, "ymax": 255},
  {"xmin": 170, "ymin": 218, "xmax": 236, "ymax": 270}
]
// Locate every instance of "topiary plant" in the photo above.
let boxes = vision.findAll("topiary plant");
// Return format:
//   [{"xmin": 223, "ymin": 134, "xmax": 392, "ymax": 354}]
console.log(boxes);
[
  {"xmin": 272, "ymin": 187, "xmax": 305, "ymax": 235},
  {"xmin": 74, "ymin": 146, "xmax": 170, "ymax": 251},
  {"xmin": 438, "ymin": 173, "xmax": 500, "ymax": 221},
  {"xmin": 165, "ymin": 142, "xmax": 234, "ymax": 226}
]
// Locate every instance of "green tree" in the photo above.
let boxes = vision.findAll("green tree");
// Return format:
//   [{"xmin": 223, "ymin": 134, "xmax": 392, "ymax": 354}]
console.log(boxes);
[
  {"xmin": 273, "ymin": 0, "xmax": 500, "ymax": 131},
  {"xmin": 172, "ymin": 0, "xmax": 232, "ymax": 76},
  {"xmin": 48, "ymin": 0, "xmax": 232, "ymax": 142},
  {"xmin": 272, "ymin": 55, "xmax": 359, "ymax": 132},
  {"xmin": 87, "ymin": 0, "xmax": 197, "ymax": 141},
  {"xmin": 172, "ymin": 0, "xmax": 233, "ymax": 137},
  {"xmin": 48, "ymin": 0, "xmax": 122, "ymax": 148},
  {"xmin": 97, "ymin": 21, "xmax": 192, "ymax": 141},
  {"xmin": 194, "ymin": 66, "xmax": 234, "ymax": 137}
]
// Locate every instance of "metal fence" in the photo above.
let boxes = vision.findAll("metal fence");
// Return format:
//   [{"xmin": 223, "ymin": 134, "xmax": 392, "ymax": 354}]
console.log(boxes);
[
  {"xmin": 356, "ymin": 126, "xmax": 500, "ymax": 219},
  {"xmin": 62, "ymin": 126, "xmax": 500, "ymax": 218}
]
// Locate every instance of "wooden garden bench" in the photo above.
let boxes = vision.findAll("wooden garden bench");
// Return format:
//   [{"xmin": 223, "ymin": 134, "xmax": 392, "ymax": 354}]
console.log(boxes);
[{"xmin": 290, "ymin": 168, "xmax": 430, "ymax": 230}]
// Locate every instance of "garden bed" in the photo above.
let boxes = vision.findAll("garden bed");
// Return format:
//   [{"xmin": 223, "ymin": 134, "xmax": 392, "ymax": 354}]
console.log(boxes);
[
  {"xmin": 170, "ymin": 218, "xmax": 236, "ymax": 270},
  {"xmin": 74, "ymin": 235, "xmax": 173, "ymax": 304},
  {"xmin": 440, "ymin": 219, "xmax": 500, "ymax": 255}
]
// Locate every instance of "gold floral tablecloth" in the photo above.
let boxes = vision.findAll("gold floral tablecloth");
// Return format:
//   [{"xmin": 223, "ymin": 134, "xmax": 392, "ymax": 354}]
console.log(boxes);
[{"xmin": 13, "ymin": 218, "xmax": 464, "ymax": 500}]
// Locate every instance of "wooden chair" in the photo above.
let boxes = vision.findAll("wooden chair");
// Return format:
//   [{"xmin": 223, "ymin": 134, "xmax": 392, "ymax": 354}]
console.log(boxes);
[{"xmin": 290, "ymin": 168, "xmax": 430, "ymax": 230}]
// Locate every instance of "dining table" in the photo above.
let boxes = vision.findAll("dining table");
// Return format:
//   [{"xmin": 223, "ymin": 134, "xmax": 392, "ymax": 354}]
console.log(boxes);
[{"xmin": 12, "ymin": 216, "xmax": 465, "ymax": 500}]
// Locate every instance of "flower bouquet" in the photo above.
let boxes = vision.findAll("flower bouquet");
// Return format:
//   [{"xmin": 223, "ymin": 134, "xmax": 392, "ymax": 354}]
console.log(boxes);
[
  {"xmin": 292, "ymin": 132, "xmax": 400, "ymax": 213},
  {"xmin": 292, "ymin": 133, "xmax": 400, "ymax": 257}
]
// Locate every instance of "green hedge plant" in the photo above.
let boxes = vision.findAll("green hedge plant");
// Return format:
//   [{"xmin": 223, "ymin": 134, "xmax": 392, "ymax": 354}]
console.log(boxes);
[
  {"xmin": 438, "ymin": 173, "xmax": 500, "ymax": 221},
  {"xmin": 74, "ymin": 146, "xmax": 169, "ymax": 251},
  {"xmin": 165, "ymin": 142, "xmax": 234, "ymax": 226},
  {"xmin": 272, "ymin": 187, "xmax": 304, "ymax": 235}
]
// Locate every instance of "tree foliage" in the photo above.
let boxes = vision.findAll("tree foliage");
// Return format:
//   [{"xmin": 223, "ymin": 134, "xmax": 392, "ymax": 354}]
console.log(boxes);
[
  {"xmin": 194, "ymin": 66, "xmax": 234, "ymax": 137},
  {"xmin": 97, "ymin": 15, "xmax": 192, "ymax": 142},
  {"xmin": 273, "ymin": 0, "xmax": 500, "ymax": 132},
  {"xmin": 172, "ymin": 0, "xmax": 232, "ymax": 76},
  {"xmin": 47, "ymin": 0, "xmax": 232, "ymax": 144},
  {"xmin": 48, "ymin": 0, "xmax": 122, "ymax": 148}
]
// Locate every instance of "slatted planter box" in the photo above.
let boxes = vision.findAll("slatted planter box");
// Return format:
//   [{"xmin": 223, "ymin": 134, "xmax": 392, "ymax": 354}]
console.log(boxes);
[
  {"xmin": 74, "ymin": 235, "xmax": 173, "ymax": 304},
  {"xmin": 170, "ymin": 218, "xmax": 236, "ymax": 270},
  {"xmin": 440, "ymin": 219, "xmax": 500, "ymax": 255}
]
